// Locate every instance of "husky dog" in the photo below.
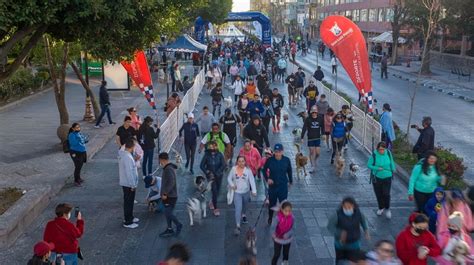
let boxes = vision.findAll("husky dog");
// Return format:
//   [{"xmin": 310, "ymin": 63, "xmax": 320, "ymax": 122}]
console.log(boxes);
[
  {"xmin": 292, "ymin": 128, "xmax": 302, "ymax": 142},
  {"xmin": 170, "ymin": 147, "xmax": 183, "ymax": 169},
  {"xmin": 224, "ymin": 96, "xmax": 233, "ymax": 109},
  {"xmin": 349, "ymin": 162, "xmax": 359, "ymax": 178},
  {"xmin": 187, "ymin": 175, "xmax": 212, "ymax": 226},
  {"xmin": 294, "ymin": 143, "xmax": 308, "ymax": 178},
  {"xmin": 245, "ymin": 227, "xmax": 257, "ymax": 255}
]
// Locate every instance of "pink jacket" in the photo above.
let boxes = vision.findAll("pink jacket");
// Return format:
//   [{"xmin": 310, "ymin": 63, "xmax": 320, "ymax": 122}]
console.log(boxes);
[
  {"xmin": 239, "ymin": 147, "xmax": 261, "ymax": 175},
  {"xmin": 437, "ymin": 202, "xmax": 473, "ymax": 238}
]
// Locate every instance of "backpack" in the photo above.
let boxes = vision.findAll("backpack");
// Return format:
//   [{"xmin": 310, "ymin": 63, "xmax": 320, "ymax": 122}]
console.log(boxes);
[
  {"xmin": 369, "ymin": 150, "xmax": 393, "ymax": 184},
  {"xmin": 207, "ymin": 132, "xmax": 226, "ymax": 152}
]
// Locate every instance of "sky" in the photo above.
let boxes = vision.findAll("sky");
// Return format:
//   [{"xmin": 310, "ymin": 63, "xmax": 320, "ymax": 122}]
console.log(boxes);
[{"xmin": 232, "ymin": 0, "xmax": 250, "ymax": 12}]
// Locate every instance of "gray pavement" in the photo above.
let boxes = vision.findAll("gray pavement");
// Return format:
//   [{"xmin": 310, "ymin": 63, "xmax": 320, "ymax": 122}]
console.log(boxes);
[
  {"xmin": 0, "ymin": 66, "xmax": 414, "ymax": 265},
  {"xmin": 295, "ymin": 51, "xmax": 474, "ymax": 183}
]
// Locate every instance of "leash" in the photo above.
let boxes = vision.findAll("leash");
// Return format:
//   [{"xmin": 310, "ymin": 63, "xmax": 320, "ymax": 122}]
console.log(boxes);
[{"xmin": 252, "ymin": 198, "xmax": 267, "ymax": 229}]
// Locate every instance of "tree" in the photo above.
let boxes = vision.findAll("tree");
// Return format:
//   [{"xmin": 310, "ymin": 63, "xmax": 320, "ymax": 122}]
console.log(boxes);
[
  {"xmin": 390, "ymin": 0, "xmax": 409, "ymax": 65},
  {"xmin": 193, "ymin": 0, "xmax": 233, "ymax": 25}
]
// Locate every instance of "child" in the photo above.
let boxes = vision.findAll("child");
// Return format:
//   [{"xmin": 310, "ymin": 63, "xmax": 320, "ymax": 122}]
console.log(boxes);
[
  {"xmin": 272, "ymin": 201, "xmax": 294, "ymax": 265},
  {"xmin": 143, "ymin": 175, "xmax": 163, "ymax": 212},
  {"xmin": 424, "ymin": 187, "xmax": 445, "ymax": 234}
]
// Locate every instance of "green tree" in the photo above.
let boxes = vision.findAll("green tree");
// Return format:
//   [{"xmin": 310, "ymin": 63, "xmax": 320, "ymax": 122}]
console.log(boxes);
[
  {"xmin": 193, "ymin": 0, "xmax": 233, "ymax": 25},
  {"xmin": 390, "ymin": 0, "xmax": 409, "ymax": 65}
]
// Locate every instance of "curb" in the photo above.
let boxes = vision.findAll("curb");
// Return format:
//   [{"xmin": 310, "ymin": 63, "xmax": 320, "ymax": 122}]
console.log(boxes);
[{"xmin": 0, "ymin": 86, "xmax": 54, "ymax": 112}]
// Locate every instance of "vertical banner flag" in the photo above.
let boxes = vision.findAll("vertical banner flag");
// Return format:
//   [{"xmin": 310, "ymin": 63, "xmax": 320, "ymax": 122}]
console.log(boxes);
[
  {"xmin": 319, "ymin": 16, "xmax": 373, "ymax": 111},
  {"xmin": 121, "ymin": 51, "xmax": 156, "ymax": 110}
]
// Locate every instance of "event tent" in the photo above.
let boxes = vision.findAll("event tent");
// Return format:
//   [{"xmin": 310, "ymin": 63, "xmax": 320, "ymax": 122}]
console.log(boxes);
[
  {"xmin": 369, "ymin": 31, "xmax": 406, "ymax": 44},
  {"xmin": 158, "ymin": 34, "xmax": 207, "ymax": 53}
]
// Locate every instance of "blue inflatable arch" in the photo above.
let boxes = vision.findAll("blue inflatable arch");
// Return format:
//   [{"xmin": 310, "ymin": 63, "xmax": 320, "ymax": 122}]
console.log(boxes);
[{"xmin": 225, "ymin": 12, "xmax": 272, "ymax": 46}]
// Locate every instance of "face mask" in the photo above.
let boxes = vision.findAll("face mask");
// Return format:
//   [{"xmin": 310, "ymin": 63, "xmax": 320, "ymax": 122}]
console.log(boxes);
[
  {"xmin": 343, "ymin": 209, "xmax": 353, "ymax": 216},
  {"xmin": 414, "ymin": 228, "xmax": 426, "ymax": 234},
  {"xmin": 448, "ymin": 228, "xmax": 459, "ymax": 235}
]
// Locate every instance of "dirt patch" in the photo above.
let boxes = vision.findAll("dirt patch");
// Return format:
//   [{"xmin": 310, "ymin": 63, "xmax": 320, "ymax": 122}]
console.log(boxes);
[{"xmin": 0, "ymin": 187, "xmax": 23, "ymax": 215}]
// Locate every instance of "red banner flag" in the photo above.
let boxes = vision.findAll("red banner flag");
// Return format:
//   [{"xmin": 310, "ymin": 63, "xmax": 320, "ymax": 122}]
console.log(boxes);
[
  {"xmin": 121, "ymin": 51, "xmax": 156, "ymax": 109},
  {"xmin": 320, "ymin": 16, "xmax": 373, "ymax": 111}
]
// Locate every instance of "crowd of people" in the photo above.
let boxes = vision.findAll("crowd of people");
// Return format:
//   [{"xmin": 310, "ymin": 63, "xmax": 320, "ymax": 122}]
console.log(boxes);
[{"xmin": 27, "ymin": 35, "xmax": 474, "ymax": 265}]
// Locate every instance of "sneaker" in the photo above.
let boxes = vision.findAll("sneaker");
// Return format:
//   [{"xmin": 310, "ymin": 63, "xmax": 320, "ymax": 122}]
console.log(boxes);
[
  {"xmin": 190, "ymin": 169, "xmax": 194, "ymax": 175},
  {"xmin": 272, "ymin": 128, "xmax": 277, "ymax": 133},
  {"xmin": 123, "ymin": 223, "xmax": 139, "ymax": 229},
  {"xmin": 110, "ymin": 122, "xmax": 116, "ymax": 125},
  {"xmin": 209, "ymin": 202, "xmax": 215, "ymax": 210},
  {"xmin": 242, "ymin": 216, "xmax": 248, "ymax": 224},
  {"xmin": 385, "ymin": 209, "xmax": 392, "ymax": 219},
  {"xmin": 234, "ymin": 227, "xmax": 241, "ymax": 236},
  {"xmin": 175, "ymin": 223, "xmax": 183, "ymax": 236},
  {"xmin": 376, "ymin": 209, "xmax": 384, "ymax": 216},
  {"xmin": 185, "ymin": 162, "xmax": 189, "ymax": 169},
  {"xmin": 94, "ymin": 125, "xmax": 101, "ymax": 129},
  {"xmin": 344, "ymin": 146, "xmax": 348, "ymax": 150},
  {"xmin": 159, "ymin": 228, "xmax": 175, "ymax": 238},
  {"xmin": 78, "ymin": 178, "xmax": 85, "ymax": 183},
  {"xmin": 213, "ymin": 209, "xmax": 220, "ymax": 216},
  {"xmin": 309, "ymin": 169, "xmax": 314, "ymax": 174},
  {"xmin": 133, "ymin": 217, "xmax": 140, "ymax": 223}
]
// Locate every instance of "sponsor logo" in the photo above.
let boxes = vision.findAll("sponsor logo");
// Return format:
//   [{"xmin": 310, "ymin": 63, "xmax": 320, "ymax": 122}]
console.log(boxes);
[{"xmin": 329, "ymin": 22, "xmax": 342, "ymax": 37}]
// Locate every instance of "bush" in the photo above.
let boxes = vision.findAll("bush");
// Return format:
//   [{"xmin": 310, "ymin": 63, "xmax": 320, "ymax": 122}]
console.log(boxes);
[
  {"xmin": 0, "ymin": 67, "xmax": 43, "ymax": 100},
  {"xmin": 435, "ymin": 146, "xmax": 467, "ymax": 189}
]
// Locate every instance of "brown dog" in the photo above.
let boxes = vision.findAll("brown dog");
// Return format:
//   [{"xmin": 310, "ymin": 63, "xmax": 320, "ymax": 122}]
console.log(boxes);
[
  {"xmin": 295, "ymin": 143, "xmax": 308, "ymax": 178},
  {"xmin": 334, "ymin": 150, "xmax": 345, "ymax": 177}
]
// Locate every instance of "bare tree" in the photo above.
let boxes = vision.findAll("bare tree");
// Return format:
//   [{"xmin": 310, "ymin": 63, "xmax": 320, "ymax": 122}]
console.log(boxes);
[
  {"xmin": 390, "ymin": 0, "xmax": 409, "ymax": 65},
  {"xmin": 406, "ymin": 0, "xmax": 442, "ymax": 134}
]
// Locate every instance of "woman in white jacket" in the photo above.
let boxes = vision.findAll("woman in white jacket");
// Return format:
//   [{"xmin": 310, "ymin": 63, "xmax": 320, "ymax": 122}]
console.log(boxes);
[
  {"xmin": 228, "ymin": 155, "xmax": 257, "ymax": 236},
  {"xmin": 231, "ymin": 75, "xmax": 246, "ymax": 103}
]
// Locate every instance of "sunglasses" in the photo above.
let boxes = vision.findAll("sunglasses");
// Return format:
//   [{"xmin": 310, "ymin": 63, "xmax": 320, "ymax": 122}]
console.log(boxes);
[{"xmin": 379, "ymin": 248, "xmax": 394, "ymax": 253}]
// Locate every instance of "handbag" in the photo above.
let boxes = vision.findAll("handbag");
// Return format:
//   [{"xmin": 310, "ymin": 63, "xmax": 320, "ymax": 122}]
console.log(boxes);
[{"xmin": 55, "ymin": 223, "xmax": 84, "ymax": 260}]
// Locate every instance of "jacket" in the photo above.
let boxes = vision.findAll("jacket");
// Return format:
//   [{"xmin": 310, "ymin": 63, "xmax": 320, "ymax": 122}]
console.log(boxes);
[
  {"xmin": 256, "ymin": 74, "xmax": 268, "ymax": 92},
  {"xmin": 200, "ymin": 150, "xmax": 226, "ymax": 177},
  {"xmin": 99, "ymin": 85, "xmax": 110, "ymax": 105},
  {"xmin": 437, "ymin": 201, "xmax": 474, "ymax": 239},
  {"xmin": 138, "ymin": 125, "xmax": 160, "ymax": 150},
  {"xmin": 211, "ymin": 87, "xmax": 224, "ymax": 102},
  {"xmin": 68, "ymin": 131, "xmax": 86, "ymax": 152},
  {"xmin": 196, "ymin": 113, "xmax": 214, "ymax": 134},
  {"xmin": 413, "ymin": 126, "xmax": 435, "ymax": 157},
  {"xmin": 245, "ymin": 84, "xmax": 259, "ymax": 97},
  {"xmin": 301, "ymin": 116, "xmax": 323, "ymax": 141},
  {"xmin": 380, "ymin": 111, "xmax": 396, "ymax": 142},
  {"xmin": 243, "ymin": 120, "xmax": 270, "ymax": 149},
  {"xmin": 273, "ymin": 211, "xmax": 294, "ymax": 245},
  {"xmin": 247, "ymin": 100, "xmax": 264, "ymax": 117},
  {"xmin": 332, "ymin": 121, "xmax": 346, "ymax": 139},
  {"xmin": 313, "ymin": 69, "xmax": 324, "ymax": 81},
  {"xmin": 295, "ymin": 71, "xmax": 305, "ymax": 87},
  {"xmin": 118, "ymin": 150, "xmax": 138, "ymax": 188},
  {"xmin": 239, "ymin": 146, "xmax": 262, "ymax": 175},
  {"xmin": 327, "ymin": 207, "xmax": 368, "ymax": 249},
  {"xmin": 277, "ymin": 58, "xmax": 287, "ymax": 69},
  {"xmin": 263, "ymin": 155, "xmax": 293, "ymax": 188},
  {"xmin": 227, "ymin": 166, "xmax": 256, "ymax": 194},
  {"xmin": 261, "ymin": 104, "xmax": 274, "ymax": 118},
  {"xmin": 43, "ymin": 217, "xmax": 84, "ymax": 254},
  {"xmin": 232, "ymin": 80, "xmax": 246, "ymax": 95},
  {"xmin": 161, "ymin": 163, "xmax": 178, "ymax": 198},
  {"xmin": 271, "ymin": 93, "xmax": 284, "ymax": 110},
  {"xmin": 424, "ymin": 187, "xmax": 444, "ymax": 233},
  {"xmin": 324, "ymin": 112, "xmax": 334, "ymax": 133},
  {"xmin": 408, "ymin": 162, "xmax": 441, "ymax": 195},
  {"xmin": 303, "ymin": 85, "xmax": 319, "ymax": 100},
  {"xmin": 395, "ymin": 226, "xmax": 441, "ymax": 265},
  {"xmin": 316, "ymin": 100, "xmax": 329, "ymax": 115},
  {"xmin": 367, "ymin": 150, "xmax": 396, "ymax": 179},
  {"xmin": 229, "ymin": 65, "xmax": 239, "ymax": 76}
]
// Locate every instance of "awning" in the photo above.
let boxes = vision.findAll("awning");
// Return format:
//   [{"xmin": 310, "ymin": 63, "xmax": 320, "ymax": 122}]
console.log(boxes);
[
  {"xmin": 158, "ymin": 34, "xmax": 207, "ymax": 53},
  {"xmin": 369, "ymin": 31, "xmax": 406, "ymax": 44}
]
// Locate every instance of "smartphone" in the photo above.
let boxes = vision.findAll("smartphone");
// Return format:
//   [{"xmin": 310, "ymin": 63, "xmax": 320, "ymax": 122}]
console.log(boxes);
[
  {"xmin": 74, "ymin": 206, "xmax": 80, "ymax": 217},
  {"xmin": 410, "ymin": 124, "xmax": 417, "ymax": 128}
]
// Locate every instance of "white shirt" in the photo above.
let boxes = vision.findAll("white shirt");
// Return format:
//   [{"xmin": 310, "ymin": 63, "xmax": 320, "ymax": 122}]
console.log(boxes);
[
  {"xmin": 331, "ymin": 57, "xmax": 337, "ymax": 66},
  {"xmin": 227, "ymin": 166, "xmax": 257, "ymax": 194},
  {"xmin": 232, "ymin": 80, "xmax": 246, "ymax": 95}
]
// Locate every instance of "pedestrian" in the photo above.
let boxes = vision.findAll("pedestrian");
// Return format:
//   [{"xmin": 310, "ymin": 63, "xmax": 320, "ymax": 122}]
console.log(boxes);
[
  {"xmin": 246, "ymin": 94, "xmax": 264, "ymax": 117},
  {"xmin": 437, "ymin": 211, "xmax": 474, "ymax": 265},
  {"xmin": 261, "ymin": 95, "xmax": 274, "ymax": 134},
  {"xmin": 159, "ymin": 152, "xmax": 183, "ymax": 237},
  {"xmin": 381, "ymin": 53, "xmax": 388, "ymax": 79},
  {"xmin": 237, "ymin": 94, "xmax": 250, "ymax": 125},
  {"xmin": 165, "ymin": 92, "xmax": 181, "ymax": 116},
  {"xmin": 67, "ymin": 123, "xmax": 88, "ymax": 186},
  {"xmin": 94, "ymin": 80, "xmax": 115, "ymax": 128},
  {"xmin": 200, "ymin": 141, "xmax": 226, "ymax": 216},
  {"xmin": 182, "ymin": 76, "xmax": 193, "ymax": 95},
  {"xmin": 295, "ymin": 67, "xmax": 306, "ymax": 103},
  {"xmin": 303, "ymin": 80, "xmax": 319, "ymax": 113},
  {"xmin": 115, "ymin": 116, "xmax": 136, "ymax": 147},
  {"xmin": 230, "ymin": 63, "xmax": 239, "ymax": 84},
  {"xmin": 331, "ymin": 56, "xmax": 337, "ymax": 75},
  {"xmin": 408, "ymin": 151, "xmax": 445, "ymax": 213},
  {"xmin": 412, "ymin": 116, "xmax": 435, "ymax": 160},
  {"xmin": 366, "ymin": 240, "xmax": 401, "ymax": 265},
  {"xmin": 170, "ymin": 60, "xmax": 177, "ymax": 92},
  {"xmin": 317, "ymin": 94, "xmax": 330, "ymax": 146},
  {"xmin": 239, "ymin": 64, "xmax": 248, "ymax": 81},
  {"xmin": 437, "ymin": 189, "xmax": 473, "ymax": 237},
  {"xmin": 219, "ymin": 108, "xmax": 242, "ymax": 161},
  {"xmin": 380, "ymin": 103, "xmax": 396, "ymax": 150},
  {"xmin": 324, "ymin": 107, "xmax": 335, "ymax": 151},
  {"xmin": 243, "ymin": 115, "xmax": 270, "ymax": 155},
  {"xmin": 239, "ymin": 139, "xmax": 262, "ymax": 178},
  {"xmin": 341, "ymin": 105, "xmax": 354, "ymax": 150},
  {"xmin": 28, "ymin": 241, "xmax": 57, "ymax": 265},
  {"xmin": 313, "ymin": 65, "xmax": 324, "ymax": 82},
  {"xmin": 264, "ymin": 144, "xmax": 293, "ymax": 225},
  {"xmin": 331, "ymin": 113, "xmax": 346, "ymax": 164},
  {"xmin": 271, "ymin": 201, "xmax": 294, "ymax": 265},
  {"xmin": 211, "ymin": 82, "xmax": 224, "ymax": 117},
  {"xmin": 327, "ymin": 197, "xmax": 370, "ymax": 264},
  {"xmin": 270, "ymin": 88, "xmax": 284, "ymax": 133},
  {"xmin": 256, "ymin": 71, "xmax": 269, "ymax": 95},
  {"xmin": 367, "ymin": 141, "xmax": 396, "ymax": 219},
  {"xmin": 118, "ymin": 139, "xmax": 139, "ymax": 228},
  {"xmin": 424, "ymin": 187, "xmax": 445, "ymax": 234},
  {"xmin": 227, "ymin": 155, "xmax": 257, "ymax": 235},
  {"xmin": 232, "ymin": 75, "xmax": 246, "ymax": 102},
  {"xmin": 277, "ymin": 57, "xmax": 287, "ymax": 82},
  {"xmin": 43, "ymin": 203, "xmax": 84, "ymax": 264},
  {"xmin": 126, "ymin": 107, "xmax": 141, "ymax": 131},
  {"xmin": 200, "ymin": 123, "xmax": 231, "ymax": 154},
  {"xmin": 395, "ymin": 213, "xmax": 441, "ymax": 265},
  {"xmin": 179, "ymin": 113, "xmax": 200, "ymax": 174},
  {"xmin": 143, "ymin": 175, "xmax": 163, "ymax": 212},
  {"xmin": 285, "ymin": 72, "xmax": 297, "ymax": 107},
  {"xmin": 158, "ymin": 243, "xmax": 191, "ymax": 265},
  {"xmin": 137, "ymin": 116, "xmax": 160, "ymax": 177},
  {"xmin": 195, "ymin": 106, "xmax": 215, "ymax": 138},
  {"xmin": 245, "ymin": 79, "xmax": 259, "ymax": 99},
  {"xmin": 301, "ymin": 105, "xmax": 324, "ymax": 173}
]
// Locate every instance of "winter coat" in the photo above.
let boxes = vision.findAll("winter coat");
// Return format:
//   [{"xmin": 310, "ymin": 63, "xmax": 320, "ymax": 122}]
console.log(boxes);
[
  {"xmin": 239, "ymin": 146, "xmax": 262, "ymax": 175},
  {"xmin": 200, "ymin": 150, "xmax": 226, "ymax": 178},
  {"xmin": 380, "ymin": 111, "xmax": 396, "ymax": 142},
  {"xmin": 68, "ymin": 131, "xmax": 87, "ymax": 152},
  {"xmin": 395, "ymin": 226, "xmax": 441, "ymax": 265},
  {"xmin": 161, "ymin": 163, "xmax": 178, "ymax": 198}
]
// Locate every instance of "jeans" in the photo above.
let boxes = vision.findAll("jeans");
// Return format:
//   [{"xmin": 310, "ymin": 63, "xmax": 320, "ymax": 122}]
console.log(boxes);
[
  {"xmin": 234, "ymin": 192, "xmax": 250, "ymax": 226},
  {"xmin": 51, "ymin": 253, "xmax": 78, "ymax": 265},
  {"xmin": 212, "ymin": 100, "xmax": 222, "ymax": 117},
  {"xmin": 122, "ymin": 186, "xmax": 136, "ymax": 225},
  {"xmin": 414, "ymin": 190, "xmax": 433, "ymax": 214},
  {"xmin": 171, "ymin": 76, "xmax": 176, "ymax": 92},
  {"xmin": 272, "ymin": 242, "xmax": 291, "ymax": 265},
  {"xmin": 70, "ymin": 151, "xmax": 86, "ymax": 182},
  {"xmin": 142, "ymin": 148, "xmax": 154, "ymax": 176},
  {"xmin": 211, "ymin": 175, "xmax": 223, "ymax": 209},
  {"xmin": 372, "ymin": 177, "xmax": 392, "ymax": 210},
  {"xmin": 184, "ymin": 143, "xmax": 197, "ymax": 169},
  {"xmin": 381, "ymin": 67, "xmax": 388, "ymax": 78},
  {"xmin": 164, "ymin": 197, "xmax": 181, "ymax": 229},
  {"xmin": 95, "ymin": 103, "xmax": 112, "ymax": 126}
]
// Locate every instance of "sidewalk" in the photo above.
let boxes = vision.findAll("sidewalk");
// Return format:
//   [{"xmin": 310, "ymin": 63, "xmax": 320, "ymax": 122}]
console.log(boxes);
[{"xmin": 0, "ymin": 64, "xmax": 413, "ymax": 264}]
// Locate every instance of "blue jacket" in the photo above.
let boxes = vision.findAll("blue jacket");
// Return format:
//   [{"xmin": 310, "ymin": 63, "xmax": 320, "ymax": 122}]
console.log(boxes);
[
  {"xmin": 68, "ymin": 131, "xmax": 86, "ymax": 152},
  {"xmin": 332, "ymin": 121, "xmax": 346, "ymax": 138},
  {"xmin": 380, "ymin": 111, "xmax": 396, "ymax": 141},
  {"xmin": 247, "ymin": 100, "xmax": 264, "ymax": 117},
  {"xmin": 179, "ymin": 122, "xmax": 200, "ymax": 145},
  {"xmin": 424, "ymin": 187, "xmax": 445, "ymax": 219},
  {"xmin": 263, "ymin": 156, "xmax": 293, "ymax": 189}
]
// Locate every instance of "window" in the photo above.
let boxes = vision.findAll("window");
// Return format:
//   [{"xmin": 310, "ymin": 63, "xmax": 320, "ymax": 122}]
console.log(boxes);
[
  {"xmin": 360, "ymin": 9, "xmax": 368, "ymax": 22},
  {"xmin": 369, "ymin": 8, "xmax": 377, "ymax": 22},
  {"xmin": 352, "ymin": 9, "xmax": 359, "ymax": 21},
  {"xmin": 335, "ymin": 0, "xmax": 340, "ymax": 4},
  {"xmin": 345, "ymin": 10, "xmax": 351, "ymax": 17},
  {"xmin": 386, "ymin": 8, "xmax": 394, "ymax": 22},
  {"xmin": 378, "ymin": 8, "xmax": 385, "ymax": 22}
]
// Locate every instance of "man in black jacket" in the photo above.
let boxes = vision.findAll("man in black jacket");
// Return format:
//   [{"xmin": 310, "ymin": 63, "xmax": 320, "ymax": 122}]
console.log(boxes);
[
  {"xmin": 94, "ymin": 81, "xmax": 115, "ymax": 128},
  {"xmin": 137, "ymin": 116, "xmax": 160, "ymax": 177},
  {"xmin": 270, "ymin": 88, "xmax": 284, "ymax": 132},
  {"xmin": 243, "ymin": 115, "xmax": 270, "ymax": 154},
  {"xmin": 413, "ymin": 116, "xmax": 435, "ymax": 160},
  {"xmin": 179, "ymin": 113, "xmax": 200, "ymax": 174},
  {"xmin": 159, "ymin": 152, "xmax": 182, "ymax": 238},
  {"xmin": 301, "ymin": 106, "xmax": 324, "ymax": 173},
  {"xmin": 285, "ymin": 73, "xmax": 297, "ymax": 107},
  {"xmin": 313, "ymin": 66, "xmax": 324, "ymax": 82},
  {"xmin": 256, "ymin": 71, "xmax": 269, "ymax": 94}
]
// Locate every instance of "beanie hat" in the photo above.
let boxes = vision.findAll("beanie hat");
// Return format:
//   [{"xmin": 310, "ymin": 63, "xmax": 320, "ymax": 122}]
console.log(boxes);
[{"xmin": 448, "ymin": 211, "xmax": 464, "ymax": 230}]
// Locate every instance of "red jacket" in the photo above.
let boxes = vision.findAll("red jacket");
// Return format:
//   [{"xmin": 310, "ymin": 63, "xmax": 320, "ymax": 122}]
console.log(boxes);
[
  {"xmin": 43, "ymin": 217, "xmax": 84, "ymax": 254},
  {"xmin": 395, "ymin": 226, "xmax": 441, "ymax": 265}
]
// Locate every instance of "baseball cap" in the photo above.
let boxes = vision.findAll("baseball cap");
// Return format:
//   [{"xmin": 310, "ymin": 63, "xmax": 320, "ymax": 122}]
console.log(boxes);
[
  {"xmin": 274, "ymin": 144, "xmax": 284, "ymax": 152},
  {"xmin": 34, "ymin": 241, "xmax": 55, "ymax": 256},
  {"xmin": 187, "ymin": 112, "xmax": 194, "ymax": 119},
  {"xmin": 310, "ymin": 105, "xmax": 318, "ymax": 113}
]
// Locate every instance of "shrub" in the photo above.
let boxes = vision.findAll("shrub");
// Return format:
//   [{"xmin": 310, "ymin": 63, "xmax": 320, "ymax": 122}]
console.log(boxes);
[
  {"xmin": 0, "ymin": 67, "xmax": 43, "ymax": 100},
  {"xmin": 435, "ymin": 146, "xmax": 467, "ymax": 189}
]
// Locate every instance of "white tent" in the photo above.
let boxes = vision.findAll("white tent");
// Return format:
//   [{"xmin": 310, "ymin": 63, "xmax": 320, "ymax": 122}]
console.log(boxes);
[
  {"xmin": 217, "ymin": 24, "xmax": 245, "ymax": 42},
  {"xmin": 369, "ymin": 31, "xmax": 406, "ymax": 44}
]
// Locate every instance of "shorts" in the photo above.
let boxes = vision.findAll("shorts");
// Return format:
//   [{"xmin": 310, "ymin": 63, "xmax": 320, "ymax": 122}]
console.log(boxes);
[
  {"xmin": 308, "ymin": 139, "xmax": 321, "ymax": 147},
  {"xmin": 274, "ymin": 108, "xmax": 281, "ymax": 116}
]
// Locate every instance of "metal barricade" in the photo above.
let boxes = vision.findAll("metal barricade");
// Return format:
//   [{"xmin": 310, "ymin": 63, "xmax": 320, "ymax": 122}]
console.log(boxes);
[{"xmin": 363, "ymin": 114, "xmax": 382, "ymax": 153}]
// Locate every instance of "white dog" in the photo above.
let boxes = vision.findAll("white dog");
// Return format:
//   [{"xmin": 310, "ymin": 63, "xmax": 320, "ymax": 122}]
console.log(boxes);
[
  {"xmin": 187, "ymin": 175, "xmax": 213, "ymax": 226},
  {"xmin": 224, "ymin": 96, "xmax": 233, "ymax": 109}
]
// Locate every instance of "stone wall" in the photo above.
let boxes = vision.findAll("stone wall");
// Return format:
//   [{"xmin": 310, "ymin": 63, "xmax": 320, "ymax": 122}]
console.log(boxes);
[{"xmin": 430, "ymin": 51, "xmax": 474, "ymax": 69}]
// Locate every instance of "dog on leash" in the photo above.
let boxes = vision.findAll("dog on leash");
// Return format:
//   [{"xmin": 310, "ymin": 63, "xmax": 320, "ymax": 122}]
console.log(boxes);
[
  {"xmin": 224, "ymin": 96, "xmax": 233, "ymax": 109},
  {"xmin": 245, "ymin": 227, "xmax": 257, "ymax": 255},
  {"xmin": 294, "ymin": 143, "xmax": 309, "ymax": 178},
  {"xmin": 187, "ymin": 175, "xmax": 213, "ymax": 226},
  {"xmin": 292, "ymin": 128, "xmax": 302, "ymax": 142},
  {"xmin": 349, "ymin": 162, "xmax": 359, "ymax": 178},
  {"xmin": 297, "ymin": 111, "xmax": 308, "ymax": 124},
  {"xmin": 334, "ymin": 150, "xmax": 345, "ymax": 177},
  {"xmin": 282, "ymin": 112, "xmax": 289, "ymax": 125},
  {"xmin": 170, "ymin": 147, "xmax": 183, "ymax": 169}
]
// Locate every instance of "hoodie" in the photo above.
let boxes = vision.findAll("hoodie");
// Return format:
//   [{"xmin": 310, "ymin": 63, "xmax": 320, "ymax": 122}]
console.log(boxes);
[
  {"xmin": 243, "ymin": 117, "xmax": 270, "ymax": 149},
  {"xmin": 161, "ymin": 163, "xmax": 178, "ymax": 198},
  {"xmin": 424, "ymin": 187, "xmax": 444, "ymax": 233},
  {"xmin": 118, "ymin": 149, "xmax": 138, "ymax": 188},
  {"xmin": 395, "ymin": 226, "xmax": 441, "ymax": 265},
  {"xmin": 239, "ymin": 146, "xmax": 262, "ymax": 175}
]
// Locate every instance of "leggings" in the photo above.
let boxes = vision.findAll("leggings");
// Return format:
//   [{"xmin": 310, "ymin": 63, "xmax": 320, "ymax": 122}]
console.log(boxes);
[
  {"xmin": 211, "ymin": 175, "xmax": 223, "ymax": 209},
  {"xmin": 372, "ymin": 177, "xmax": 392, "ymax": 210},
  {"xmin": 70, "ymin": 151, "xmax": 86, "ymax": 182},
  {"xmin": 331, "ymin": 138, "xmax": 345, "ymax": 160},
  {"xmin": 272, "ymin": 242, "xmax": 291, "ymax": 265},
  {"xmin": 233, "ymin": 192, "xmax": 250, "ymax": 226},
  {"xmin": 414, "ymin": 190, "xmax": 433, "ymax": 214}
]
